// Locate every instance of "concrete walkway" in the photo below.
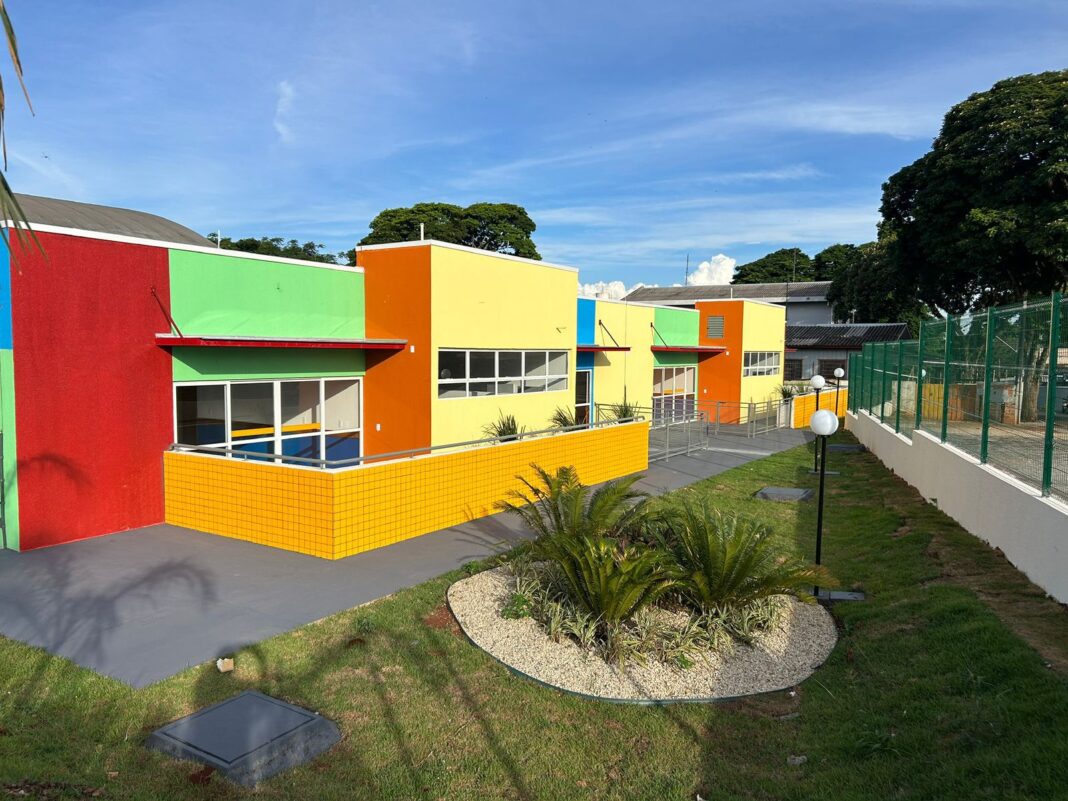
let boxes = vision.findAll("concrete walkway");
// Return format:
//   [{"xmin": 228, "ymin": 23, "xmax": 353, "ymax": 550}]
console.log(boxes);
[{"xmin": 0, "ymin": 428, "xmax": 812, "ymax": 687}]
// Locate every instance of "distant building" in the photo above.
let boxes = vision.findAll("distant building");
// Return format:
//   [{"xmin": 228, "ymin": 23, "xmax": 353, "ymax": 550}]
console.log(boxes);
[
  {"xmin": 624, "ymin": 281, "xmax": 834, "ymax": 324},
  {"xmin": 785, "ymin": 322, "xmax": 911, "ymax": 380}
]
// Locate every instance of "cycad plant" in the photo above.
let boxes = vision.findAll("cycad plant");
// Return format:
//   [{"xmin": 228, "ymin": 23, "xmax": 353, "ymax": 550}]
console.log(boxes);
[
  {"xmin": 497, "ymin": 465, "xmax": 648, "ymax": 542},
  {"xmin": 533, "ymin": 534, "xmax": 677, "ymax": 624},
  {"xmin": 654, "ymin": 498, "xmax": 834, "ymax": 609},
  {"xmin": 483, "ymin": 412, "xmax": 524, "ymax": 442}
]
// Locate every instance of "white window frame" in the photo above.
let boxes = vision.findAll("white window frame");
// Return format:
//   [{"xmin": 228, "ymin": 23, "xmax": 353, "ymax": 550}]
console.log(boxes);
[
  {"xmin": 437, "ymin": 349, "xmax": 569, "ymax": 399},
  {"xmin": 742, "ymin": 351, "xmax": 782, "ymax": 377},
  {"xmin": 652, "ymin": 366, "xmax": 696, "ymax": 424},
  {"xmin": 173, "ymin": 376, "xmax": 363, "ymax": 462},
  {"xmin": 575, "ymin": 368, "xmax": 592, "ymax": 424}
]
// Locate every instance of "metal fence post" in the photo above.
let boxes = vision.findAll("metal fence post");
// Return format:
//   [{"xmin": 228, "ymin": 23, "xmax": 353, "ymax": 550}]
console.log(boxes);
[
  {"xmin": 980, "ymin": 309, "xmax": 996, "ymax": 463},
  {"xmin": 941, "ymin": 319, "xmax": 953, "ymax": 443},
  {"xmin": 880, "ymin": 342, "xmax": 889, "ymax": 425},
  {"xmin": 915, "ymin": 321, "xmax": 925, "ymax": 432},
  {"xmin": 895, "ymin": 339, "xmax": 904, "ymax": 432},
  {"xmin": 1042, "ymin": 292, "xmax": 1062, "ymax": 496}
]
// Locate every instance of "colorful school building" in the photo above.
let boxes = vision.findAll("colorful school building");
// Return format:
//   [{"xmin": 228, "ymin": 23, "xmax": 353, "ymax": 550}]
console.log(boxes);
[{"xmin": 0, "ymin": 196, "xmax": 786, "ymax": 557}]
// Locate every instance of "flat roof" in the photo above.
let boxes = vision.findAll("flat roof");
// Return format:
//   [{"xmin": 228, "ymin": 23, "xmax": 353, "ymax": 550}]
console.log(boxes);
[
  {"xmin": 156, "ymin": 335, "xmax": 406, "ymax": 350},
  {"xmin": 624, "ymin": 281, "xmax": 831, "ymax": 304},
  {"xmin": 354, "ymin": 239, "xmax": 579, "ymax": 273}
]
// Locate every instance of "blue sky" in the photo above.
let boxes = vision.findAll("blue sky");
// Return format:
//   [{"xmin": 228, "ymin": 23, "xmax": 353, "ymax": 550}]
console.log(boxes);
[{"xmin": 6, "ymin": 1, "xmax": 1067, "ymax": 292}]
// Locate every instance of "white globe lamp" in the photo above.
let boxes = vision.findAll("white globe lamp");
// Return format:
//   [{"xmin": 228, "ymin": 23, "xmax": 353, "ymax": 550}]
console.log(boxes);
[
  {"xmin": 810, "ymin": 409, "xmax": 839, "ymax": 438},
  {"xmin": 809, "ymin": 374, "xmax": 826, "ymax": 391},
  {"xmin": 833, "ymin": 367, "xmax": 845, "ymax": 379}
]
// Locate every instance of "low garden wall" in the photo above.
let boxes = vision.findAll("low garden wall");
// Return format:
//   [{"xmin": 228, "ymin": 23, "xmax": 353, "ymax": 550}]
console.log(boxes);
[
  {"xmin": 164, "ymin": 420, "xmax": 650, "ymax": 560},
  {"xmin": 791, "ymin": 389, "xmax": 848, "ymax": 429}
]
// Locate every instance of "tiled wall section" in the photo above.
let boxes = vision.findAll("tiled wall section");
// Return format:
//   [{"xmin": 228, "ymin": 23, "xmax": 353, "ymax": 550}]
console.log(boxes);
[
  {"xmin": 791, "ymin": 390, "xmax": 849, "ymax": 429},
  {"xmin": 163, "ymin": 421, "xmax": 649, "ymax": 559}
]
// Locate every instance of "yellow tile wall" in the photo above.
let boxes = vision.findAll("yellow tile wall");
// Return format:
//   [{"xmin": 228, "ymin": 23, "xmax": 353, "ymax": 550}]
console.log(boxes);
[
  {"xmin": 791, "ymin": 389, "xmax": 848, "ymax": 429},
  {"xmin": 163, "ymin": 420, "xmax": 649, "ymax": 560}
]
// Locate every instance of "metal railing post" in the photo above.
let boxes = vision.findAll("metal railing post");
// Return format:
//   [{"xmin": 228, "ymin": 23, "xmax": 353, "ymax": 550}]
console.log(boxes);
[
  {"xmin": 915, "ymin": 322, "xmax": 925, "ymax": 432},
  {"xmin": 980, "ymin": 309, "xmax": 996, "ymax": 463},
  {"xmin": 895, "ymin": 339, "xmax": 904, "ymax": 432},
  {"xmin": 748, "ymin": 402, "xmax": 755, "ymax": 437},
  {"xmin": 1042, "ymin": 292, "xmax": 1062, "ymax": 496},
  {"xmin": 880, "ymin": 342, "xmax": 889, "ymax": 425},
  {"xmin": 941, "ymin": 320, "xmax": 953, "ymax": 443}
]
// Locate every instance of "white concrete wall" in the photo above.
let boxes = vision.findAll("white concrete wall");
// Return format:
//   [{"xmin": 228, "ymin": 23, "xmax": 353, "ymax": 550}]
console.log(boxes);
[{"xmin": 846, "ymin": 410, "xmax": 1068, "ymax": 602}]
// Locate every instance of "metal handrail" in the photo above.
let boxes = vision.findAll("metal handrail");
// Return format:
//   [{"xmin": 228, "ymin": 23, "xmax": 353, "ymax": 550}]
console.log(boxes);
[{"xmin": 168, "ymin": 416, "xmax": 647, "ymax": 471}]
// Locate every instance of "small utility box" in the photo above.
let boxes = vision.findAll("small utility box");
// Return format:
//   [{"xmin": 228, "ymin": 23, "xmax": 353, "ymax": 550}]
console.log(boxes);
[
  {"xmin": 754, "ymin": 487, "xmax": 814, "ymax": 502},
  {"xmin": 146, "ymin": 691, "xmax": 340, "ymax": 786}
]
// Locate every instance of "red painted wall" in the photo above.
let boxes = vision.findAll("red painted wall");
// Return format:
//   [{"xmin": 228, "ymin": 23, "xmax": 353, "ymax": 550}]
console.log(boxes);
[{"xmin": 10, "ymin": 233, "xmax": 173, "ymax": 548}]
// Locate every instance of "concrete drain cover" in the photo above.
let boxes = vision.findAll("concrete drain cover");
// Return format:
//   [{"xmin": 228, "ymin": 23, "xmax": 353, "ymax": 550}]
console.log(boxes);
[
  {"xmin": 828, "ymin": 444, "xmax": 866, "ymax": 453},
  {"xmin": 754, "ymin": 487, "xmax": 813, "ymax": 502},
  {"xmin": 146, "ymin": 691, "xmax": 340, "ymax": 786}
]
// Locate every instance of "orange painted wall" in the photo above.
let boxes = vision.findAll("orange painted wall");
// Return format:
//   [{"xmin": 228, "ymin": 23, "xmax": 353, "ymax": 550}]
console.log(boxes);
[
  {"xmin": 696, "ymin": 300, "xmax": 744, "ymax": 405},
  {"xmin": 359, "ymin": 246, "xmax": 432, "ymax": 457}
]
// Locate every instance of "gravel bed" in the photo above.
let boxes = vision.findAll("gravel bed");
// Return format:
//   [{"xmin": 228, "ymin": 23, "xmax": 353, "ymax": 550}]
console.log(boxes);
[{"xmin": 447, "ymin": 566, "xmax": 838, "ymax": 702}]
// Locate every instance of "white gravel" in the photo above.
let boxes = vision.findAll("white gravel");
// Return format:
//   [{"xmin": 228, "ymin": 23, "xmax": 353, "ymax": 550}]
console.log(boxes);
[{"xmin": 447, "ymin": 567, "xmax": 838, "ymax": 702}]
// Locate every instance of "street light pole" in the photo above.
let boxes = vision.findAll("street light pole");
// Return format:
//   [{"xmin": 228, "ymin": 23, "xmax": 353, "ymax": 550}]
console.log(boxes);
[
  {"xmin": 833, "ymin": 366, "xmax": 845, "ymax": 416},
  {"xmin": 809, "ymin": 374, "xmax": 826, "ymax": 471}
]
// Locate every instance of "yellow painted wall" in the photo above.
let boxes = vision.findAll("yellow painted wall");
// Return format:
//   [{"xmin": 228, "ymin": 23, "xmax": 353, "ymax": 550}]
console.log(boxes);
[
  {"xmin": 791, "ymin": 389, "xmax": 849, "ymax": 428},
  {"xmin": 430, "ymin": 245, "xmax": 578, "ymax": 444},
  {"xmin": 592, "ymin": 301, "xmax": 655, "ymax": 412},
  {"xmin": 739, "ymin": 301, "xmax": 787, "ymax": 404},
  {"xmin": 164, "ymin": 420, "xmax": 649, "ymax": 559}
]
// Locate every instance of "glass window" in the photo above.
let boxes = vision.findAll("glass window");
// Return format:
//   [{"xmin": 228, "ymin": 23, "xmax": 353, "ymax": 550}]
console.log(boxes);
[
  {"xmin": 499, "ymin": 351, "xmax": 522, "ymax": 377},
  {"xmin": 281, "ymin": 381, "xmax": 321, "ymax": 434},
  {"xmin": 438, "ymin": 384, "xmax": 467, "ymax": 399},
  {"xmin": 524, "ymin": 378, "xmax": 546, "ymax": 393},
  {"xmin": 325, "ymin": 432, "xmax": 361, "ymax": 461},
  {"xmin": 439, "ymin": 350, "xmax": 466, "ymax": 380},
  {"xmin": 470, "ymin": 351, "xmax": 495, "ymax": 379},
  {"xmin": 231, "ymin": 383, "xmax": 275, "ymax": 440},
  {"xmin": 324, "ymin": 380, "xmax": 359, "ymax": 430},
  {"xmin": 547, "ymin": 376, "xmax": 567, "ymax": 392},
  {"xmin": 469, "ymin": 381, "xmax": 496, "ymax": 396},
  {"xmin": 497, "ymin": 379, "xmax": 520, "ymax": 394},
  {"xmin": 547, "ymin": 351, "xmax": 568, "ymax": 376},
  {"xmin": 176, "ymin": 385, "xmax": 226, "ymax": 446},
  {"xmin": 575, "ymin": 370, "xmax": 590, "ymax": 405},
  {"xmin": 525, "ymin": 351, "xmax": 547, "ymax": 377}
]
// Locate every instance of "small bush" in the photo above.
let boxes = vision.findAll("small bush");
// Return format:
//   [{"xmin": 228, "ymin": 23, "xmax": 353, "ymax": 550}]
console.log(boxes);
[
  {"xmin": 483, "ymin": 412, "xmax": 525, "ymax": 441},
  {"xmin": 501, "ymin": 592, "xmax": 534, "ymax": 619},
  {"xmin": 610, "ymin": 400, "xmax": 641, "ymax": 421},
  {"xmin": 549, "ymin": 406, "xmax": 582, "ymax": 429}
]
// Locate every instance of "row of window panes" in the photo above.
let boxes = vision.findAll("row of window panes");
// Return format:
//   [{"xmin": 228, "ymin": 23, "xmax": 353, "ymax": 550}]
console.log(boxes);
[
  {"xmin": 653, "ymin": 366, "xmax": 695, "ymax": 396},
  {"xmin": 438, "ymin": 349, "xmax": 569, "ymax": 398},
  {"xmin": 742, "ymin": 351, "xmax": 781, "ymax": 377},
  {"xmin": 175, "ymin": 378, "xmax": 360, "ymax": 461}
]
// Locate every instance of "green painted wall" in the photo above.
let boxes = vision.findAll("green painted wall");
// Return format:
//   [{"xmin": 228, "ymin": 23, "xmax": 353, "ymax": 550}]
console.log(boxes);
[
  {"xmin": 653, "ymin": 352, "xmax": 698, "ymax": 367},
  {"xmin": 653, "ymin": 306, "xmax": 699, "ymax": 346},
  {"xmin": 172, "ymin": 347, "xmax": 365, "ymax": 382},
  {"xmin": 0, "ymin": 350, "xmax": 18, "ymax": 549},
  {"xmin": 168, "ymin": 250, "xmax": 365, "ymax": 340}
]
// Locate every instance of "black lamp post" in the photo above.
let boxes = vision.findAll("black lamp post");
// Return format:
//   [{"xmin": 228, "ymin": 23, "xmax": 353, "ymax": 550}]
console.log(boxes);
[
  {"xmin": 833, "ymin": 366, "xmax": 845, "ymax": 416},
  {"xmin": 809, "ymin": 374, "xmax": 825, "ymax": 472}
]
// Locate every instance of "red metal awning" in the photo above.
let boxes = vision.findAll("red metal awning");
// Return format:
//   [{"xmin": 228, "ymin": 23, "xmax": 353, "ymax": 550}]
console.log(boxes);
[
  {"xmin": 156, "ymin": 334, "xmax": 407, "ymax": 351},
  {"xmin": 651, "ymin": 345, "xmax": 726, "ymax": 354},
  {"xmin": 577, "ymin": 345, "xmax": 631, "ymax": 352}
]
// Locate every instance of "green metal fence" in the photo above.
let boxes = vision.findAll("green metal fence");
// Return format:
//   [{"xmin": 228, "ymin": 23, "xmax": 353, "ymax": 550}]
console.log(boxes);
[{"xmin": 851, "ymin": 293, "xmax": 1067, "ymax": 504}]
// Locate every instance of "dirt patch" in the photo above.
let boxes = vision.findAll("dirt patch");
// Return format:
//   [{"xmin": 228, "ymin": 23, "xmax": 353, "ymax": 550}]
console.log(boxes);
[
  {"xmin": 424, "ymin": 603, "xmax": 462, "ymax": 636},
  {"xmin": 721, "ymin": 686, "xmax": 802, "ymax": 720},
  {"xmin": 3, "ymin": 781, "xmax": 105, "ymax": 798},
  {"xmin": 925, "ymin": 530, "xmax": 1068, "ymax": 673}
]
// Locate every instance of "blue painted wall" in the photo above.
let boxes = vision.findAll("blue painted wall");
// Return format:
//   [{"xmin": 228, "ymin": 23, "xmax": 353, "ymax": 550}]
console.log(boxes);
[{"xmin": 577, "ymin": 298, "xmax": 596, "ymax": 345}]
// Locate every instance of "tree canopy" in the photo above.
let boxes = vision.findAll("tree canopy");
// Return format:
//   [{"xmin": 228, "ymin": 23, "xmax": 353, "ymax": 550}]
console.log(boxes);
[
  {"xmin": 732, "ymin": 248, "xmax": 812, "ymax": 284},
  {"xmin": 825, "ymin": 236, "xmax": 927, "ymax": 334},
  {"xmin": 207, "ymin": 234, "xmax": 343, "ymax": 264},
  {"xmin": 880, "ymin": 69, "xmax": 1068, "ymax": 313},
  {"xmin": 359, "ymin": 202, "xmax": 541, "ymax": 259}
]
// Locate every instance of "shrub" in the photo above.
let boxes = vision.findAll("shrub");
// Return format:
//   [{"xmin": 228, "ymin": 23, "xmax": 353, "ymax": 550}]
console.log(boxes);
[
  {"xmin": 549, "ymin": 406, "xmax": 583, "ymax": 429},
  {"xmin": 483, "ymin": 412, "xmax": 524, "ymax": 441},
  {"xmin": 653, "ymin": 498, "xmax": 834, "ymax": 610},
  {"xmin": 501, "ymin": 592, "xmax": 533, "ymax": 619},
  {"xmin": 497, "ymin": 465, "xmax": 648, "ymax": 543},
  {"xmin": 776, "ymin": 384, "xmax": 798, "ymax": 400},
  {"xmin": 610, "ymin": 400, "xmax": 641, "ymax": 420},
  {"xmin": 532, "ymin": 534, "xmax": 678, "ymax": 624}
]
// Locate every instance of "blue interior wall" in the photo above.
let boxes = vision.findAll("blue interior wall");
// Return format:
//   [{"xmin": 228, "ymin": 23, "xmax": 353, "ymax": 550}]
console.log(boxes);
[{"xmin": 577, "ymin": 298, "xmax": 596, "ymax": 344}]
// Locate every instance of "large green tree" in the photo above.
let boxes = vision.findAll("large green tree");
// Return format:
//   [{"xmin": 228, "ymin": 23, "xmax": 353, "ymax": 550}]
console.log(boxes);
[
  {"xmin": 881, "ymin": 69, "xmax": 1068, "ymax": 314},
  {"xmin": 206, "ymin": 234, "xmax": 342, "ymax": 264},
  {"xmin": 732, "ymin": 248, "xmax": 812, "ymax": 284},
  {"xmin": 826, "ymin": 236, "xmax": 926, "ymax": 334},
  {"xmin": 360, "ymin": 202, "xmax": 541, "ymax": 259},
  {"xmin": 811, "ymin": 243, "xmax": 863, "ymax": 281}
]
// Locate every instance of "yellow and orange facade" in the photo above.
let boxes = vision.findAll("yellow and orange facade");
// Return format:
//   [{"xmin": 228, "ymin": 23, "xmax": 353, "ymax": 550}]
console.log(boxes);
[{"xmin": 1, "ymin": 211, "xmax": 790, "ymax": 559}]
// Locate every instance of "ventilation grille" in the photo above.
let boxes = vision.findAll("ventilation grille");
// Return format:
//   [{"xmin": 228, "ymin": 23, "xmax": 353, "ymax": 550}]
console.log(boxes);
[{"xmin": 705, "ymin": 315, "xmax": 725, "ymax": 339}]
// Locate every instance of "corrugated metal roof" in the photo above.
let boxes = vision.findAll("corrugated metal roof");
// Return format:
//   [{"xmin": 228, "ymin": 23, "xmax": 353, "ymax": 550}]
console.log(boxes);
[
  {"xmin": 624, "ymin": 281, "xmax": 831, "ymax": 304},
  {"xmin": 786, "ymin": 323, "xmax": 911, "ymax": 350},
  {"xmin": 14, "ymin": 193, "xmax": 213, "ymax": 246}
]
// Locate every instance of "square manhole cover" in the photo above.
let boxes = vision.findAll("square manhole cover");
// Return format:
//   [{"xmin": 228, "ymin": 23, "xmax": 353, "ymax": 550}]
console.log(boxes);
[
  {"xmin": 146, "ymin": 691, "xmax": 340, "ymax": 786},
  {"xmin": 754, "ymin": 487, "xmax": 813, "ymax": 502},
  {"xmin": 828, "ymin": 444, "xmax": 866, "ymax": 453}
]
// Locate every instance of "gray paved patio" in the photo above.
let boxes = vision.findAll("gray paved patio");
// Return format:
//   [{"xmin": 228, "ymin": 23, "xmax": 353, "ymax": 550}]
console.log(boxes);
[{"xmin": 0, "ymin": 428, "xmax": 812, "ymax": 687}]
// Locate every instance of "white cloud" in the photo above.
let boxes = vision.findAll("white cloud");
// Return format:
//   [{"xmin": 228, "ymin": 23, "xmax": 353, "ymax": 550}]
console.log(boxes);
[
  {"xmin": 273, "ymin": 80, "xmax": 296, "ymax": 144},
  {"xmin": 687, "ymin": 254, "xmax": 736, "ymax": 285},
  {"xmin": 578, "ymin": 280, "xmax": 650, "ymax": 300}
]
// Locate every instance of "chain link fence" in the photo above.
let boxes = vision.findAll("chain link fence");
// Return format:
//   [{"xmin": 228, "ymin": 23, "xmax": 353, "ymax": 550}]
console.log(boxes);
[{"xmin": 849, "ymin": 293, "xmax": 1068, "ymax": 503}]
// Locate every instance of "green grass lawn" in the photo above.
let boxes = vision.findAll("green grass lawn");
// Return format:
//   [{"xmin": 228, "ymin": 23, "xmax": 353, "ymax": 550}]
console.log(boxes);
[{"xmin": 3, "ymin": 433, "xmax": 1068, "ymax": 800}]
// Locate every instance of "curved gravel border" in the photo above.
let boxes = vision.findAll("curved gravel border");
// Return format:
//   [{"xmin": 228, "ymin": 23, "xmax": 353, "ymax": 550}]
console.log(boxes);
[{"xmin": 447, "ymin": 567, "xmax": 838, "ymax": 704}]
